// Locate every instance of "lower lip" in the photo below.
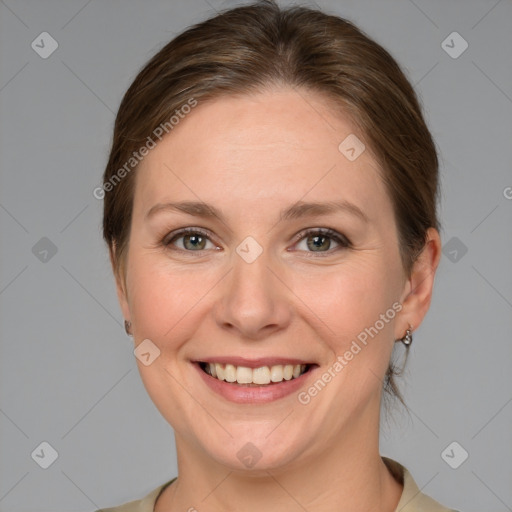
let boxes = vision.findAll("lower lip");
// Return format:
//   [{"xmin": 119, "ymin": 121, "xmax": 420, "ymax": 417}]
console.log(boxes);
[{"xmin": 193, "ymin": 363, "xmax": 316, "ymax": 404}]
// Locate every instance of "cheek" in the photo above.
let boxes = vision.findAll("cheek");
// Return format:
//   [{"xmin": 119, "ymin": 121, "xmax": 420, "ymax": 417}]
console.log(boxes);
[
  {"xmin": 293, "ymin": 257, "xmax": 401, "ymax": 341},
  {"xmin": 126, "ymin": 254, "xmax": 224, "ymax": 348}
]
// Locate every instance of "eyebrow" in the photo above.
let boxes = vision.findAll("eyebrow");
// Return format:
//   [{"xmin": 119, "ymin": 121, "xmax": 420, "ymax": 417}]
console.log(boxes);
[{"xmin": 145, "ymin": 199, "xmax": 369, "ymax": 224}]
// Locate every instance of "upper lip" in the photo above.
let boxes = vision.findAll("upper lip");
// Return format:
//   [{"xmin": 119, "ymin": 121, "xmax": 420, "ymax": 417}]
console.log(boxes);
[{"xmin": 193, "ymin": 356, "xmax": 315, "ymax": 369}]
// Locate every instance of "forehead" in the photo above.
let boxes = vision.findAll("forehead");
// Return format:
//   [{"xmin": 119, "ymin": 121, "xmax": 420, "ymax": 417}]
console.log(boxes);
[{"xmin": 134, "ymin": 88, "xmax": 391, "ymax": 223}]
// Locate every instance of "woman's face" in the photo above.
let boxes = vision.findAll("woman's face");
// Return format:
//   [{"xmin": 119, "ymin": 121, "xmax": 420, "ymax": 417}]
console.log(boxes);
[{"xmin": 116, "ymin": 88, "xmax": 428, "ymax": 471}]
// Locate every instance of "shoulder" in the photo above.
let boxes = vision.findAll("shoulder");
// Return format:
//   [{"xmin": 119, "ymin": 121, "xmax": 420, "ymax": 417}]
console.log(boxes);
[
  {"xmin": 94, "ymin": 478, "xmax": 176, "ymax": 512},
  {"xmin": 382, "ymin": 457, "xmax": 460, "ymax": 512}
]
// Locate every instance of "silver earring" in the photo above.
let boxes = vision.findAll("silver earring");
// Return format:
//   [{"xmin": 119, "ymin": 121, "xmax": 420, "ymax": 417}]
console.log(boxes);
[
  {"xmin": 124, "ymin": 320, "xmax": 132, "ymax": 336},
  {"xmin": 398, "ymin": 325, "xmax": 413, "ymax": 346}
]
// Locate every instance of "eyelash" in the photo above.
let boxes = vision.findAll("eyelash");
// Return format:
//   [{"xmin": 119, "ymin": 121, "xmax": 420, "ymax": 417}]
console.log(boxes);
[{"xmin": 160, "ymin": 227, "xmax": 351, "ymax": 256}]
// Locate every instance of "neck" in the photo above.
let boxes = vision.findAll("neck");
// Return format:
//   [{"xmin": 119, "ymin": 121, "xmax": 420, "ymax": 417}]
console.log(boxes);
[{"xmin": 155, "ymin": 400, "xmax": 403, "ymax": 512}]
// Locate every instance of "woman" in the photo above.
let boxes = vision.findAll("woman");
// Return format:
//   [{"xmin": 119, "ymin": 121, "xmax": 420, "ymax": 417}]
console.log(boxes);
[{"xmin": 96, "ymin": 1, "xmax": 456, "ymax": 510}]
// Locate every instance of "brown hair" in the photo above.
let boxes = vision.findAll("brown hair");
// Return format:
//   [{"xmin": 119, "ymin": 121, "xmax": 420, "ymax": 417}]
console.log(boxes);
[{"xmin": 101, "ymin": 0, "xmax": 439, "ymax": 406}]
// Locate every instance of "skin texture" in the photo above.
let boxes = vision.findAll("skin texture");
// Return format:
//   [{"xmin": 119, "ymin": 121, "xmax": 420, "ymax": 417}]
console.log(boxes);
[{"xmin": 112, "ymin": 87, "xmax": 441, "ymax": 512}]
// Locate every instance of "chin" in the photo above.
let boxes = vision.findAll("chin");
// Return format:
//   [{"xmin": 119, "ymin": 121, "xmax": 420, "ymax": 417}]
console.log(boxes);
[{"xmin": 193, "ymin": 424, "xmax": 312, "ymax": 473}]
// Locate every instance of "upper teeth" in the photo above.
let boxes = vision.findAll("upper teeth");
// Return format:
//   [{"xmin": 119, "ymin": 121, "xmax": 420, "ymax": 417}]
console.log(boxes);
[{"xmin": 204, "ymin": 363, "xmax": 307, "ymax": 384}]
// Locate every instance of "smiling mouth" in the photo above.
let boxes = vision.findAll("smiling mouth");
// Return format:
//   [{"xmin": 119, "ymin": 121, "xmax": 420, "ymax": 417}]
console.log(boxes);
[{"xmin": 198, "ymin": 362, "xmax": 314, "ymax": 386}]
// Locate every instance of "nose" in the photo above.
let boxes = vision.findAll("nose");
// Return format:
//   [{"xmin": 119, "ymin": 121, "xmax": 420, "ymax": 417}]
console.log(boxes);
[{"xmin": 213, "ymin": 249, "xmax": 292, "ymax": 340}]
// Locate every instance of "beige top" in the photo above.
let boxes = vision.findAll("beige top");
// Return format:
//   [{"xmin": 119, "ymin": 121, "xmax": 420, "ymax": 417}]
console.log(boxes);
[{"xmin": 96, "ymin": 457, "xmax": 458, "ymax": 512}]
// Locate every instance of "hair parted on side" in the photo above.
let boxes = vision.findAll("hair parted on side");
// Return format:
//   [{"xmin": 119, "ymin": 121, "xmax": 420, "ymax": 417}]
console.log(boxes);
[{"xmin": 102, "ymin": 0, "xmax": 439, "ymax": 407}]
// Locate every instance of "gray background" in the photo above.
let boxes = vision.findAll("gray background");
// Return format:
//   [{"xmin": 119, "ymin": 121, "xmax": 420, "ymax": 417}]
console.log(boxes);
[{"xmin": 0, "ymin": 0, "xmax": 511, "ymax": 511}]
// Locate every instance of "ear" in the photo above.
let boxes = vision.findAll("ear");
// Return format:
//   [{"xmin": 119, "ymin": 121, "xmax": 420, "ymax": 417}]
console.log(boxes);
[
  {"xmin": 395, "ymin": 227, "xmax": 442, "ymax": 338},
  {"xmin": 109, "ymin": 244, "xmax": 131, "ymax": 323}
]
